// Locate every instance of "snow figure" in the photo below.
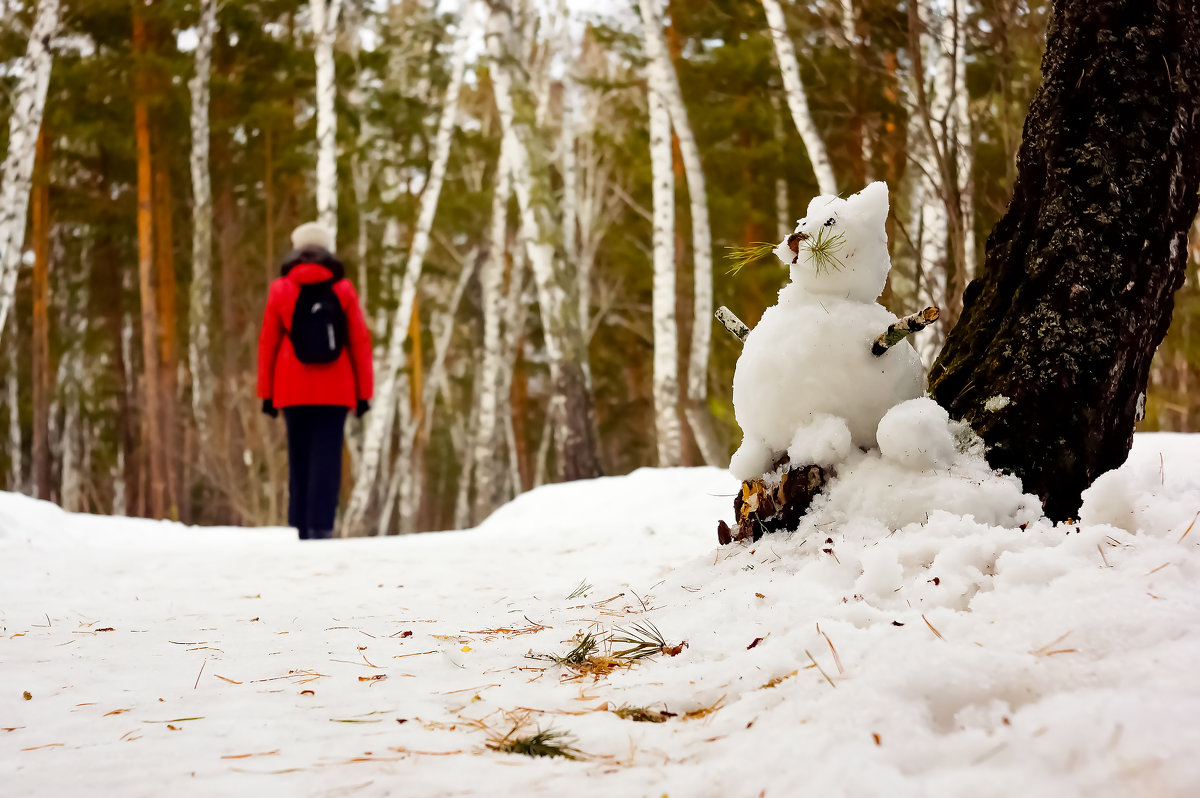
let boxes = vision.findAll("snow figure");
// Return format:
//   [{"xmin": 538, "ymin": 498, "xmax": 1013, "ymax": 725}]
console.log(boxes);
[{"xmin": 729, "ymin": 182, "xmax": 926, "ymax": 481}]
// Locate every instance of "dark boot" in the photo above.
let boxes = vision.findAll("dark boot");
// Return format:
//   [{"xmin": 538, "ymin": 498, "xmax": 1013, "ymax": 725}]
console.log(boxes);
[{"xmin": 309, "ymin": 528, "xmax": 333, "ymax": 540}]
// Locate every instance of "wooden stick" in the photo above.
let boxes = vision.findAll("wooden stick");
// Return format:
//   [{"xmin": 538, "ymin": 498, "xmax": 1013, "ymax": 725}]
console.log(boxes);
[
  {"xmin": 716, "ymin": 306, "xmax": 750, "ymax": 342},
  {"xmin": 872, "ymin": 306, "xmax": 940, "ymax": 356}
]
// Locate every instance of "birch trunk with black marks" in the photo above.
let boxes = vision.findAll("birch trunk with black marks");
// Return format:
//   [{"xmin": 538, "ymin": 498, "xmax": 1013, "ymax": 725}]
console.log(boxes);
[
  {"xmin": 498, "ymin": 243, "xmax": 529, "ymax": 500},
  {"xmin": 637, "ymin": 0, "xmax": 721, "ymax": 467},
  {"xmin": 342, "ymin": 19, "xmax": 469, "ymax": 536},
  {"xmin": 311, "ymin": 0, "xmax": 343, "ymax": 243},
  {"xmin": 487, "ymin": 1, "xmax": 600, "ymax": 482},
  {"xmin": 396, "ymin": 256, "xmax": 474, "ymax": 535},
  {"xmin": 649, "ymin": 88, "xmax": 681, "ymax": 467},
  {"xmin": 759, "ymin": 0, "xmax": 837, "ymax": 196},
  {"xmin": 930, "ymin": 1, "xmax": 1200, "ymax": 522},
  {"xmin": 472, "ymin": 137, "xmax": 512, "ymax": 522},
  {"xmin": 0, "ymin": 0, "xmax": 60, "ymax": 342},
  {"xmin": 59, "ymin": 240, "xmax": 90, "ymax": 513},
  {"xmin": 188, "ymin": 0, "xmax": 217, "ymax": 445}
]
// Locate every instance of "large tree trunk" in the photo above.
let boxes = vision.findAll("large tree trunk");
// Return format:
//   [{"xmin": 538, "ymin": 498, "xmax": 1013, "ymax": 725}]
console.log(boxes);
[
  {"xmin": 188, "ymin": 0, "xmax": 216, "ymax": 448},
  {"xmin": 929, "ymin": 1, "xmax": 1200, "ymax": 522},
  {"xmin": 0, "ymin": 0, "xmax": 60, "ymax": 342},
  {"xmin": 649, "ymin": 88, "xmax": 682, "ymax": 467}
]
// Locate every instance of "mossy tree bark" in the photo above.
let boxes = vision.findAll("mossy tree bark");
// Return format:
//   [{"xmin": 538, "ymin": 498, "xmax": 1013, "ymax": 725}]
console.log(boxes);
[{"xmin": 929, "ymin": 1, "xmax": 1200, "ymax": 522}]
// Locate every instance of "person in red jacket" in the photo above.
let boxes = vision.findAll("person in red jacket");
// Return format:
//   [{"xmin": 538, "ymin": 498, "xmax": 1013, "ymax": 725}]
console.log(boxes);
[{"xmin": 258, "ymin": 222, "xmax": 373, "ymax": 539}]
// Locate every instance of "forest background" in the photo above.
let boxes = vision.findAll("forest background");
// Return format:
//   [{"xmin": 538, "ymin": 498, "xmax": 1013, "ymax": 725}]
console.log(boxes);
[{"xmin": 2, "ymin": 0, "xmax": 1197, "ymax": 535}]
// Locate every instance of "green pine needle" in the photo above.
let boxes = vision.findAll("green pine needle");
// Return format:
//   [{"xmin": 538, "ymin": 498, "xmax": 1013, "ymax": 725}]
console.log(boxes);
[
  {"xmin": 610, "ymin": 620, "xmax": 668, "ymax": 660},
  {"xmin": 724, "ymin": 242, "xmax": 778, "ymax": 275},
  {"xmin": 566, "ymin": 579, "xmax": 592, "ymax": 601},
  {"xmin": 488, "ymin": 725, "xmax": 580, "ymax": 759},
  {"xmin": 800, "ymin": 226, "xmax": 846, "ymax": 274},
  {"xmin": 528, "ymin": 632, "xmax": 599, "ymax": 667}
]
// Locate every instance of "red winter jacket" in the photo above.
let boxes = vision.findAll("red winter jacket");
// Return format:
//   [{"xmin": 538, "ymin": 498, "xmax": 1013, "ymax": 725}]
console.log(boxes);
[{"xmin": 257, "ymin": 247, "xmax": 374, "ymax": 409}]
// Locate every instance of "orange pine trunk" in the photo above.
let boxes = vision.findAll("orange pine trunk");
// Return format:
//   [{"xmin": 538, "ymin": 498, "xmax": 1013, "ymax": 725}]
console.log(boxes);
[
  {"xmin": 134, "ymin": 6, "xmax": 165, "ymax": 519},
  {"xmin": 31, "ymin": 126, "xmax": 52, "ymax": 501}
]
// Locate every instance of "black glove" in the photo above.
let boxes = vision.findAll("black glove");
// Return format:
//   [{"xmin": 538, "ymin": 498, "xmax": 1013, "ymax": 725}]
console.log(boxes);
[
  {"xmin": 356, "ymin": 399, "xmax": 370, "ymax": 419},
  {"xmin": 262, "ymin": 399, "xmax": 278, "ymax": 418}
]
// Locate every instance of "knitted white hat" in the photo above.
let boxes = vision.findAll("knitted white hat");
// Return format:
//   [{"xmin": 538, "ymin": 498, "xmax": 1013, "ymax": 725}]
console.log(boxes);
[{"xmin": 291, "ymin": 221, "xmax": 334, "ymax": 252}]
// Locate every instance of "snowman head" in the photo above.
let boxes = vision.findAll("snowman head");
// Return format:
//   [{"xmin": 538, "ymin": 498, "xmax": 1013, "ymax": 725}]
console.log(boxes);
[{"xmin": 773, "ymin": 181, "xmax": 891, "ymax": 303}]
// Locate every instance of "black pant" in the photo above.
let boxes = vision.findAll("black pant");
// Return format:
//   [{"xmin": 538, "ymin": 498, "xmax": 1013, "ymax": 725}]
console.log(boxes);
[{"xmin": 283, "ymin": 405, "xmax": 348, "ymax": 539}]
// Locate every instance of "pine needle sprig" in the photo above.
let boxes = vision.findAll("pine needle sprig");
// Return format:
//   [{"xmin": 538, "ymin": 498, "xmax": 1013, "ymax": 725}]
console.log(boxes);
[
  {"xmin": 724, "ymin": 242, "xmax": 778, "ymax": 275},
  {"xmin": 566, "ymin": 579, "xmax": 593, "ymax": 601},
  {"xmin": 800, "ymin": 226, "xmax": 846, "ymax": 274},
  {"xmin": 610, "ymin": 620, "xmax": 668, "ymax": 660},
  {"xmin": 528, "ymin": 632, "xmax": 599, "ymax": 667},
  {"xmin": 487, "ymin": 725, "xmax": 580, "ymax": 759}
]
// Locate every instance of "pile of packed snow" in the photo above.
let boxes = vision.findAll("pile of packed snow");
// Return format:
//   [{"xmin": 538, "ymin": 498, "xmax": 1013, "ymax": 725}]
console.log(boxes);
[{"xmin": 3, "ymin": 435, "xmax": 1200, "ymax": 796}]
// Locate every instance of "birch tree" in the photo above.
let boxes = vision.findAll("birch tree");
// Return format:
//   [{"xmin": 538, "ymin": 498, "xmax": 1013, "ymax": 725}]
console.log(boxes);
[
  {"xmin": 342, "ymin": 16, "xmax": 470, "ymax": 536},
  {"xmin": 486, "ymin": 0, "xmax": 600, "ymax": 482},
  {"xmin": 759, "ymin": 0, "xmax": 837, "ymax": 196},
  {"xmin": 649, "ymin": 88, "xmax": 681, "ymax": 466},
  {"xmin": 636, "ymin": 0, "xmax": 720, "ymax": 466},
  {"xmin": 188, "ymin": 0, "xmax": 217, "ymax": 445},
  {"xmin": 471, "ymin": 136, "xmax": 512, "ymax": 521},
  {"xmin": 58, "ymin": 240, "xmax": 89, "ymax": 512},
  {"xmin": 0, "ymin": 0, "xmax": 61, "ymax": 343},
  {"xmin": 908, "ymin": 0, "xmax": 973, "ymax": 327},
  {"xmin": 311, "ymin": 0, "xmax": 344, "ymax": 244},
  {"xmin": 394, "ymin": 255, "xmax": 474, "ymax": 535}
]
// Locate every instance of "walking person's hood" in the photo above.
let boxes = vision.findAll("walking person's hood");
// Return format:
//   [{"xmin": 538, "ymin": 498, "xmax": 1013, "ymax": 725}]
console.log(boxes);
[{"xmin": 280, "ymin": 245, "xmax": 346, "ymax": 283}]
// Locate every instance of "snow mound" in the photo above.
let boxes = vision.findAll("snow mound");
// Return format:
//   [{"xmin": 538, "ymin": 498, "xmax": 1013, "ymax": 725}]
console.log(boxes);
[{"xmin": 3, "ymin": 436, "xmax": 1200, "ymax": 797}]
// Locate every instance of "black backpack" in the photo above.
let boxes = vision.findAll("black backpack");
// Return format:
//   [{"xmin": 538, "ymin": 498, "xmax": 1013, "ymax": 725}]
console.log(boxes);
[{"xmin": 290, "ymin": 278, "xmax": 348, "ymax": 364}]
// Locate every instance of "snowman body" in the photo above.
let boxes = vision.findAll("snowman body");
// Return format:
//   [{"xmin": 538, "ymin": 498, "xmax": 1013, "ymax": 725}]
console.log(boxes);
[{"xmin": 729, "ymin": 182, "xmax": 925, "ymax": 482}]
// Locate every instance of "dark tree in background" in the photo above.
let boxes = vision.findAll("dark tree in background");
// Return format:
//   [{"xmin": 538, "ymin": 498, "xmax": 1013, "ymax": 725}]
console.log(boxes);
[{"xmin": 930, "ymin": 0, "xmax": 1200, "ymax": 521}]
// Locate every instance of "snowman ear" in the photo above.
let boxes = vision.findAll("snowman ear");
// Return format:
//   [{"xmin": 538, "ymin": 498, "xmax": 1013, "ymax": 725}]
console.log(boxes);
[{"xmin": 852, "ymin": 182, "xmax": 890, "ymax": 228}]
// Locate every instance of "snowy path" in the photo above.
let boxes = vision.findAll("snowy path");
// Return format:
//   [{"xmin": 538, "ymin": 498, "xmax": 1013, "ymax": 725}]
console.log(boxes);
[{"xmin": 4, "ymin": 442, "xmax": 1200, "ymax": 797}]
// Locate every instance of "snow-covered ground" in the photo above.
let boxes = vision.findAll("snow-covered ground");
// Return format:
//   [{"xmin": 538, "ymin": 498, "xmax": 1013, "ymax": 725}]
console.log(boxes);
[{"xmin": 4, "ymin": 434, "xmax": 1200, "ymax": 797}]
